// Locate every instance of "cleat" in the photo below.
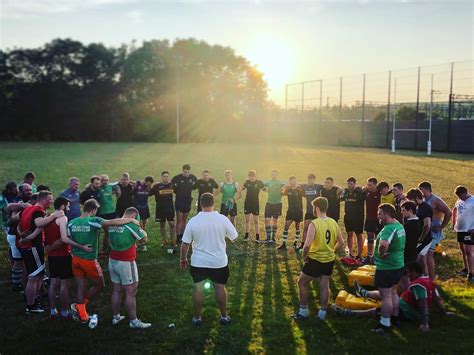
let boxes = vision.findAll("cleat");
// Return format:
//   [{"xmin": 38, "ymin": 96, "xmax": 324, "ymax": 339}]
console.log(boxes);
[
  {"xmin": 371, "ymin": 324, "xmax": 391, "ymax": 333},
  {"xmin": 25, "ymin": 305, "xmax": 45, "ymax": 314},
  {"xmin": 255, "ymin": 235, "xmax": 260, "ymax": 243},
  {"xmin": 70, "ymin": 303, "xmax": 80, "ymax": 322},
  {"xmin": 456, "ymin": 268, "xmax": 468, "ymax": 276},
  {"xmin": 292, "ymin": 241, "xmax": 299, "ymax": 250},
  {"xmin": 192, "ymin": 317, "xmax": 203, "ymax": 326},
  {"xmin": 129, "ymin": 319, "xmax": 152, "ymax": 329},
  {"xmin": 88, "ymin": 314, "xmax": 99, "ymax": 329},
  {"xmin": 292, "ymin": 312, "xmax": 309, "ymax": 321},
  {"xmin": 277, "ymin": 242, "xmax": 287, "ymax": 251},
  {"xmin": 243, "ymin": 235, "xmax": 249, "ymax": 242},
  {"xmin": 219, "ymin": 316, "xmax": 232, "ymax": 325},
  {"xmin": 112, "ymin": 314, "xmax": 126, "ymax": 325}
]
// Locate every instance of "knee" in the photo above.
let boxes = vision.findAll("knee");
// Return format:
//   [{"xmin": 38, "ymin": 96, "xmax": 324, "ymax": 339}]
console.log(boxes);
[{"xmin": 465, "ymin": 246, "xmax": 473, "ymax": 257}]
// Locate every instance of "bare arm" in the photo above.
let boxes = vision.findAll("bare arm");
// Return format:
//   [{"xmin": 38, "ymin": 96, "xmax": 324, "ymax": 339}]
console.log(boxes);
[
  {"xmin": 180, "ymin": 242, "xmax": 191, "ymax": 269},
  {"xmin": 435, "ymin": 199, "xmax": 453, "ymax": 230},
  {"xmin": 35, "ymin": 210, "xmax": 64, "ymax": 228},
  {"xmin": 115, "ymin": 185, "xmax": 122, "ymax": 199},
  {"xmin": 59, "ymin": 217, "xmax": 92, "ymax": 252},
  {"xmin": 334, "ymin": 226, "xmax": 344, "ymax": 252},
  {"xmin": 18, "ymin": 226, "xmax": 43, "ymax": 244},
  {"xmin": 5, "ymin": 202, "xmax": 30, "ymax": 213},
  {"xmin": 417, "ymin": 298, "xmax": 430, "ymax": 331},
  {"xmin": 378, "ymin": 240, "xmax": 390, "ymax": 258},
  {"xmin": 420, "ymin": 217, "xmax": 431, "ymax": 241},
  {"xmin": 234, "ymin": 183, "xmax": 242, "ymax": 200},
  {"xmin": 302, "ymin": 223, "xmax": 316, "ymax": 261},
  {"xmin": 102, "ymin": 217, "xmax": 139, "ymax": 228}
]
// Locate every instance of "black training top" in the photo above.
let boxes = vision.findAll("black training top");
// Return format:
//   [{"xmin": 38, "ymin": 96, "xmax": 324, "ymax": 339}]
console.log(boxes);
[
  {"xmin": 321, "ymin": 186, "xmax": 340, "ymax": 221},
  {"xmin": 172, "ymin": 174, "xmax": 197, "ymax": 200},
  {"xmin": 149, "ymin": 182, "xmax": 174, "ymax": 210},
  {"xmin": 243, "ymin": 180, "xmax": 265, "ymax": 205}
]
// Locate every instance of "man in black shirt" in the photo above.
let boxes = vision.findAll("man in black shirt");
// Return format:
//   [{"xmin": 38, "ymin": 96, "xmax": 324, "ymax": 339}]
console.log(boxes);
[
  {"xmin": 340, "ymin": 177, "xmax": 365, "ymax": 259},
  {"xmin": 406, "ymin": 188, "xmax": 433, "ymax": 276},
  {"xmin": 172, "ymin": 164, "xmax": 197, "ymax": 243},
  {"xmin": 149, "ymin": 171, "xmax": 176, "ymax": 248},
  {"xmin": 115, "ymin": 172, "xmax": 134, "ymax": 217},
  {"xmin": 301, "ymin": 173, "xmax": 323, "ymax": 244},
  {"xmin": 242, "ymin": 170, "xmax": 265, "ymax": 242},
  {"xmin": 278, "ymin": 176, "xmax": 305, "ymax": 251},
  {"xmin": 321, "ymin": 177, "xmax": 343, "ymax": 222},
  {"xmin": 80, "ymin": 176, "xmax": 101, "ymax": 205},
  {"xmin": 193, "ymin": 170, "xmax": 219, "ymax": 212}
]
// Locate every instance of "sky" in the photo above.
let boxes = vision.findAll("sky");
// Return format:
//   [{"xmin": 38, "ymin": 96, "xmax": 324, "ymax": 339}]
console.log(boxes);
[{"xmin": 0, "ymin": 0, "xmax": 472, "ymax": 105}]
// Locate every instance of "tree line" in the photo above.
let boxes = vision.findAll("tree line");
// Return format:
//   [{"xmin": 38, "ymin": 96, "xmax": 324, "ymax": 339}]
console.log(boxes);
[{"xmin": 0, "ymin": 38, "xmax": 272, "ymax": 142}]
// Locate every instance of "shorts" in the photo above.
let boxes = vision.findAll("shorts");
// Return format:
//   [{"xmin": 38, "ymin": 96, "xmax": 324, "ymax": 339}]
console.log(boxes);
[
  {"xmin": 304, "ymin": 212, "xmax": 316, "ymax": 221},
  {"xmin": 109, "ymin": 259, "xmax": 139, "ymax": 285},
  {"xmin": 302, "ymin": 259, "xmax": 335, "ymax": 278},
  {"xmin": 19, "ymin": 246, "xmax": 45, "ymax": 277},
  {"xmin": 72, "ymin": 256, "xmax": 103, "ymax": 279},
  {"xmin": 429, "ymin": 221, "xmax": 445, "ymax": 251},
  {"xmin": 156, "ymin": 208, "xmax": 175, "ymax": 223},
  {"xmin": 48, "ymin": 255, "xmax": 73, "ymax": 279},
  {"xmin": 374, "ymin": 267, "xmax": 405, "ymax": 289},
  {"xmin": 137, "ymin": 206, "xmax": 150, "ymax": 220},
  {"xmin": 344, "ymin": 215, "xmax": 365, "ymax": 234},
  {"xmin": 285, "ymin": 209, "xmax": 303, "ymax": 223},
  {"xmin": 244, "ymin": 201, "xmax": 259, "ymax": 215},
  {"xmin": 264, "ymin": 203, "xmax": 282, "ymax": 219},
  {"xmin": 190, "ymin": 265, "xmax": 229, "ymax": 285},
  {"xmin": 98, "ymin": 212, "xmax": 116, "ymax": 220},
  {"xmin": 220, "ymin": 203, "xmax": 237, "ymax": 217},
  {"xmin": 175, "ymin": 198, "xmax": 192, "ymax": 214},
  {"xmin": 365, "ymin": 219, "xmax": 381, "ymax": 234},
  {"xmin": 416, "ymin": 235, "xmax": 433, "ymax": 256},
  {"xmin": 7, "ymin": 234, "xmax": 22, "ymax": 260},
  {"xmin": 457, "ymin": 232, "xmax": 474, "ymax": 245}
]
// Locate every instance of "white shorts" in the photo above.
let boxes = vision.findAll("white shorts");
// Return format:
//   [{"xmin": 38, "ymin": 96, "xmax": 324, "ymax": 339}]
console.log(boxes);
[
  {"xmin": 109, "ymin": 259, "xmax": 139, "ymax": 286},
  {"xmin": 7, "ymin": 234, "xmax": 22, "ymax": 260}
]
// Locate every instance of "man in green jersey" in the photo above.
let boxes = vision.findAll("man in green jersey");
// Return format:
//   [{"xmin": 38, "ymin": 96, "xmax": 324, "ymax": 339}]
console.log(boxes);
[
  {"xmin": 263, "ymin": 170, "xmax": 286, "ymax": 243},
  {"xmin": 108, "ymin": 207, "xmax": 151, "ymax": 329},
  {"xmin": 68, "ymin": 199, "xmax": 140, "ymax": 324},
  {"xmin": 98, "ymin": 174, "xmax": 120, "ymax": 255},
  {"xmin": 217, "ymin": 170, "xmax": 241, "ymax": 226},
  {"xmin": 356, "ymin": 203, "xmax": 406, "ymax": 333}
]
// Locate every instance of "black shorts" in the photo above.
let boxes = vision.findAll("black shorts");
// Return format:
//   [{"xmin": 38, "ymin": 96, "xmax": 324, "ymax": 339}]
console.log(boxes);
[
  {"xmin": 364, "ymin": 219, "xmax": 381, "ymax": 234},
  {"xmin": 175, "ymin": 198, "xmax": 192, "ymax": 213},
  {"xmin": 244, "ymin": 201, "xmax": 259, "ymax": 215},
  {"xmin": 457, "ymin": 232, "xmax": 474, "ymax": 245},
  {"xmin": 136, "ymin": 206, "xmax": 150, "ymax": 220},
  {"xmin": 156, "ymin": 208, "xmax": 175, "ymax": 223},
  {"xmin": 304, "ymin": 212, "xmax": 316, "ymax": 221},
  {"xmin": 19, "ymin": 246, "xmax": 45, "ymax": 277},
  {"xmin": 344, "ymin": 215, "xmax": 365, "ymax": 234},
  {"xmin": 48, "ymin": 255, "xmax": 73, "ymax": 279},
  {"xmin": 285, "ymin": 209, "xmax": 303, "ymax": 223},
  {"xmin": 302, "ymin": 259, "xmax": 335, "ymax": 278},
  {"xmin": 190, "ymin": 265, "xmax": 229, "ymax": 285},
  {"xmin": 220, "ymin": 203, "xmax": 237, "ymax": 217},
  {"xmin": 374, "ymin": 267, "xmax": 405, "ymax": 289},
  {"xmin": 264, "ymin": 203, "xmax": 282, "ymax": 219},
  {"xmin": 97, "ymin": 212, "xmax": 116, "ymax": 220}
]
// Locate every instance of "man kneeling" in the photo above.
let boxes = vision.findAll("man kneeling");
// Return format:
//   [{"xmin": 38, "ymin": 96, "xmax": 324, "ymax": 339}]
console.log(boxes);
[
  {"xmin": 294, "ymin": 197, "xmax": 344, "ymax": 321},
  {"xmin": 180, "ymin": 193, "xmax": 238, "ymax": 326}
]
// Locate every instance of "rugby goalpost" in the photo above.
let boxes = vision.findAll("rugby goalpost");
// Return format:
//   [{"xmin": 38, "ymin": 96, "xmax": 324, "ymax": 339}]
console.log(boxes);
[{"xmin": 391, "ymin": 74, "xmax": 435, "ymax": 156}]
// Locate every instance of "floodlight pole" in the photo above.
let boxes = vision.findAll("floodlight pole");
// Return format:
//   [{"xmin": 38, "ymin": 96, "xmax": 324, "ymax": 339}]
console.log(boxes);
[
  {"xmin": 427, "ymin": 74, "xmax": 433, "ymax": 155},
  {"xmin": 391, "ymin": 78, "xmax": 397, "ymax": 153},
  {"xmin": 285, "ymin": 84, "xmax": 288, "ymax": 120},
  {"xmin": 176, "ymin": 69, "xmax": 180, "ymax": 144}
]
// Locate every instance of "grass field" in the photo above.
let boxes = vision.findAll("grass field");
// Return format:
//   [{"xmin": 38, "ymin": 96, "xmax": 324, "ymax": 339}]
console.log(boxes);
[{"xmin": 0, "ymin": 142, "xmax": 473, "ymax": 354}]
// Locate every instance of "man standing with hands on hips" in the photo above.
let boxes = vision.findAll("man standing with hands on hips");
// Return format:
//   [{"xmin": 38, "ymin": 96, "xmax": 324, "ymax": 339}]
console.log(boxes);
[{"xmin": 179, "ymin": 193, "xmax": 238, "ymax": 326}]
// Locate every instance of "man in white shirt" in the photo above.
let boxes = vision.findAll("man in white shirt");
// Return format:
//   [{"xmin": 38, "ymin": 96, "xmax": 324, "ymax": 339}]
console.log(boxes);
[
  {"xmin": 180, "ymin": 192, "xmax": 238, "ymax": 326},
  {"xmin": 453, "ymin": 185, "xmax": 474, "ymax": 282}
]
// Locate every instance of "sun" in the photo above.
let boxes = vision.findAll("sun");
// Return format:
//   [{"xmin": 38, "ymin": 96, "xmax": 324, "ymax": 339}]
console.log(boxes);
[{"xmin": 244, "ymin": 34, "xmax": 296, "ymax": 92}]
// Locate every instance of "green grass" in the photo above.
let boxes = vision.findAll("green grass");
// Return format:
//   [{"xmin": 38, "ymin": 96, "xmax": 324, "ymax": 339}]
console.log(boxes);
[{"xmin": 0, "ymin": 142, "xmax": 473, "ymax": 354}]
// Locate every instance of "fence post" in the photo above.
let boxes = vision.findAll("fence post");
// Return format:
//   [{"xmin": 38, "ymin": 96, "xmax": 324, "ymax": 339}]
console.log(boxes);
[
  {"xmin": 386, "ymin": 70, "xmax": 391, "ymax": 147},
  {"xmin": 301, "ymin": 82, "xmax": 305, "ymax": 122},
  {"xmin": 338, "ymin": 76, "xmax": 343, "ymax": 145},
  {"xmin": 319, "ymin": 80, "xmax": 323, "ymax": 144},
  {"xmin": 414, "ymin": 66, "xmax": 421, "ymax": 149},
  {"xmin": 447, "ymin": 62, "xmax": 454, "ymax": 151},
  {"xmin": 361, "ymin": 73, "xmax": 366, "ymax": 146}
]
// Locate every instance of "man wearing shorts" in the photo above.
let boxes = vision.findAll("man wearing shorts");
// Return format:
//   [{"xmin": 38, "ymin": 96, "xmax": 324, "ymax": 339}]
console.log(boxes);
[
  {"xmin": 263, "ymin": 170, "xmax": 286, "ymax": 243},
  {"xmin": 218, "ymin": 170, "xmax": 241, "ymax": 226},
  {"xmin": 418, "ymin": 181, "xmax": 452, "ymax": 280},
  {"xmin": 108, "ymin": 207, "xmax": 151, "ymax": 329},
  {"xmin": 371, "ymin": 204, "xmax": 406, "ymax": 333},
  {"xmin": 19, "ymin": 191, "xmax": 63, "ymax": 314},
  {"xmin": 363, "ymin": 177, "xmax": 381, "ymax": 263},
  {"xmin": 341, "ymin": 177, "xmax": 365, "ymax": 259},
  {"xmin": 453, "ymin": 186, "xmax": 474, "ymax": 282},
  {"xmin": 149, "ymin": 171, "xmax": 176, "ymax": 247},
  {"xmin": 44, "ymin": 196, "xmax": 92, "ymax": 320},
  {"xmin": 293, "ymin": 197, "xmax": 344, "ymax": 321},
  {"xmin": 172, "ymin": 164, "xmax": 197, "ymax": 244},
  {"xmin": 68, "ymin": 199, "xmax": 139, "ymax": 324},
  {"xmin": 278, "ymin": 176, "xmax": 305, "ymax": 251},
  {"xmin": 134, "ymin": 176, "xmax": 154, "ymax": 230},
  {"xmin": 301, "ymin": 173, "xmax": 323, "ymax": 244},
  {"xmin": 242, "ymin": 170, "xmax": 265, "ymax": 242},
  {"xmin": 180, "ymin": 193, "xmax": 238, "ymax": 326},
  {"xmin": 193, "ymin": 170, "xmax": 219, "ymax": 212},
  {"xmin": 406, "ymin": 188, "xmax": 433, "ymax": 276},
  {"xmin": 320, "ymin": 177, "xmax": 343, "ymax": 222}
]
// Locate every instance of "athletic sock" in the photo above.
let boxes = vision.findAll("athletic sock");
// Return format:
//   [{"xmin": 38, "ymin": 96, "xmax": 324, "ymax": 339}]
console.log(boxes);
[
  {"xmin": 318, "ymin": 308, "xmax": 327, "ymax": 320},
  {"xmin": 61, "ymin": 310, "xmax": 69, "ymax": 318},
  {"xmin": 295, "ymin": 229, "xmax": 301, "ymax": 241},
  {"xmin": 256, "ymin": 233, "xmax": 260, "ymax": 240},
  {"xmin": 380, "ymin": 316, "xmax": 391, "ymax": 327},
  {"xmin": 299, "ymin": 305, "xmax": 309, "ymax": 317},
  {"xmin": 76, "ymin": 303, "xmax": 88, "ymax": 321},
  {"xmin": 265, "ymin": 226, "xmax": 271, "ymax": 239},
  {"xmin": 245, "ymin": 233, "xmax": 249, "ymax": 238},
  {"xmin": 11, "ymin": 267, "xmax": 22, "ymax": 286},
  {"xmin": 50, "ymin": 308, "xmax": 58, "ymax": 316},
  {"xmin": 271, "ymin": 226, "xmax": 278, "ymax": 239},
  {"xmin": 282, "ymin": 229, "xmax": 288, "ymax": 242}
]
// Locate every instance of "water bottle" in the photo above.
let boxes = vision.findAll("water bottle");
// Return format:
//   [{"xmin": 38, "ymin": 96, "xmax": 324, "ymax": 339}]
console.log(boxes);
[{"xmin": 88, "ymin": 314, "xmax": 99, "ymax": 329}]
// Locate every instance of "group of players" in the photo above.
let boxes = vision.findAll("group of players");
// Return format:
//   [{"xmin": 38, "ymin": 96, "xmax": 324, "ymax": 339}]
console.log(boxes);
[{"xmin": 1, "ymin": 166, "xmax": 473, "ymax": 332}]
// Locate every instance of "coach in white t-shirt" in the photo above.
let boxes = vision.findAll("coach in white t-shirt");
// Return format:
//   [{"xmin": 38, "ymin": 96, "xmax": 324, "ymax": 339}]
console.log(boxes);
[
  {"xmin": 180, "ymin": 192, "xmax": 238, "ymax": 326},
  {"xmin": 453, "ymin": 185, "xmax": 474, "ymax": 282}
]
